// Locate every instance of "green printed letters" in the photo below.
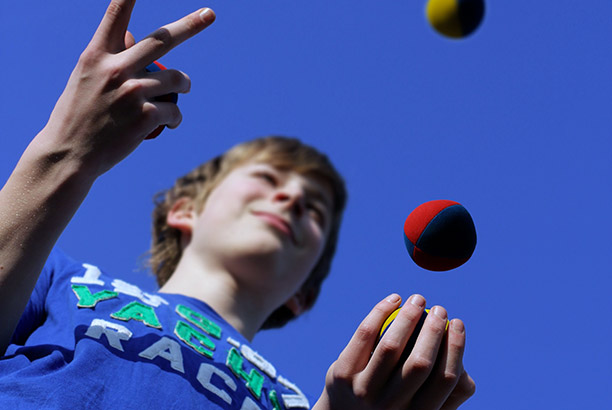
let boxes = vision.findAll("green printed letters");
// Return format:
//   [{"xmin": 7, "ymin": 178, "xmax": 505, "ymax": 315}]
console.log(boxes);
[
  {"xmin": 71, "ymin": 284, "xmax": 118, "ymax": 308},
  {"xmin": 227, "ymin": 347, "xmax": 264, "ymax": 400},
  {"xmin": 269, "ymin": 390, "xmax": 282, "ymax": 410},
  {"xmin": 176, "ymin": 304, "xmax": 222, "ymax": 339},
  {"xmin": 110, "ymin": 301, "xmax": 162, "ymax": 329},
  {"xmin": 174, "ymin": 320, "xmax": 216, "ymax": 359}
]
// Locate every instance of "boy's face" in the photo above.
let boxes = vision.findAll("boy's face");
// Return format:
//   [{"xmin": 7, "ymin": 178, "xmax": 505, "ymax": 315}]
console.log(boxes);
[{"xmin": 182, "ymin": 161, "xmax": 334, "ymax": 307}]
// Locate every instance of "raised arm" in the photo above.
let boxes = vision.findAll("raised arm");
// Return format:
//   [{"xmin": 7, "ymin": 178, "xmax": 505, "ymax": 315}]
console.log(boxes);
[{"xmin": 0, "ymin": 0, "xmax": 215, "ymax": 354}]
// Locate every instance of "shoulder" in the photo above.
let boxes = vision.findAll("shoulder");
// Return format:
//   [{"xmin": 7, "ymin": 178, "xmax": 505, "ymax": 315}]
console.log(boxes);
[{"xmin": 41, "ymin": 248, "xmax": 90, "ymax": 283}]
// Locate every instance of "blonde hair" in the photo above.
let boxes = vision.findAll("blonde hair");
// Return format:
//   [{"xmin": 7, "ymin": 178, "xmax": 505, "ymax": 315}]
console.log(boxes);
[{"xmin": 149, "ymin": 136, "xmax": 347, "ymax": 329}]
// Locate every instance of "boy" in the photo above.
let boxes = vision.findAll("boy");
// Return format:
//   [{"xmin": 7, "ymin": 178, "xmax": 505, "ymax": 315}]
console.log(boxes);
[{"xmin": 0, "ymin": 1, "xmax": 474, "ymax": 408}]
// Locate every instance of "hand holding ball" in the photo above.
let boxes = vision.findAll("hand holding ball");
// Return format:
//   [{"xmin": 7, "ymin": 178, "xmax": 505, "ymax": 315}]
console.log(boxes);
[
  {"xmin": 144, "ymin": 61, "xmax": 179, "ymax": 140},
  {"xmin": 404, "ymin": 200, "xmax": 476, "ymax": 271},
  {"xmin": 426, "ymin": 0, "xmax": 485, "ymax": 39},
  {"xmin": 378, "ymin": 307, "xmax": 449, "ymax": 363}
]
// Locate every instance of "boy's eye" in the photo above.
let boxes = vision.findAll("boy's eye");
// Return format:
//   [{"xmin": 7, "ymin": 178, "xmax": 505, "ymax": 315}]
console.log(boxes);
[
  {"xmin": 307, "ymin": 203, "xmax": 326, "ymax": 226},
  {"xmin": 256, "ymin": 172, "xmax": 277, "ymax": 185}
]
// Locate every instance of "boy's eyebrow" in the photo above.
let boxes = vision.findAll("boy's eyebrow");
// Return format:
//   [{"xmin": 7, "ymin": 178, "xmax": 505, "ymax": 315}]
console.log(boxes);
[{"xmin": 254, "ymin": 163, "xmax": 334, "ymax": 211}]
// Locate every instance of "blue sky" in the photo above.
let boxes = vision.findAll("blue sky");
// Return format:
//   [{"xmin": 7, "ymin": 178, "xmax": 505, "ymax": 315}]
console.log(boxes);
[{"xmin": 1, "ymin": 1, "xmax": 611, "ymax": 408}]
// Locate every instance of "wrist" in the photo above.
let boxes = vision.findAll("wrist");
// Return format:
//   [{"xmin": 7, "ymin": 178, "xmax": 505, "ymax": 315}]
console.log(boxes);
[
  {"xmin": 25, "ymin": 125, "xmax": 101, "ymax": 187},
  {"xmin": 312, "ymin": 390, "xmax": 331, "ymax": 410}
]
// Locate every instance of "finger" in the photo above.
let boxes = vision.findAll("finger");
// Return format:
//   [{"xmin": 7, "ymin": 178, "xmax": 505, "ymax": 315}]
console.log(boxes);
[
  {"xmin": 140, "ymin": 69, "xmax": 191, "ymax": 97},
  {"xmin": 92, "ymin": 0, "xmax": 137, "ymax": 53},
  {"xmin": 123, "ymin": 8, "xmax": 216, "ymax": 72},
  {"xmin": 125, "ymin": 30, "xmax": 136, "ymax": 49},
  {"xmin": 404, "ymin": 306, "xmax": 448, "ymax": 379},
  {"xmin": 408, "ymin": 319, "xmax": 466, "ymax": 410},
  {"xmin": 334, "ymin": 294, "xmax": 402, "ymax": 377},
  {"xmin": 382, "ymin": 305, "xmax": 448, "ymax": 407},
  {"xmin": 360, "ymin": 294, "xmax": 426, "ymax": 396},
  {"xmin": 142, "ymin": 100, "xmax": 183, "ymax": 132},
  {"xmin": 439, "ymin": 371, "xmax": 476, "ymax": 410}
]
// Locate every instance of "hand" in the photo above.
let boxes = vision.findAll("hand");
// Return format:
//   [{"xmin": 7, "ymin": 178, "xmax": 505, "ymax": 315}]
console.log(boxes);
[
  {"xmin": 315, "ymin": 294, "xmax": 475, "ymax": 410},
  {"xmin": 41, "ymin": 0, "xmax": 215, "ymax": 177}
]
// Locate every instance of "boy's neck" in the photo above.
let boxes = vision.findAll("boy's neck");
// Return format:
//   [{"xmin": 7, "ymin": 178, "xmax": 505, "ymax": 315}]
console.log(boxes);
[{"xmin": 158, "ymin": 253, "xmax": 271, "ymax": 341}]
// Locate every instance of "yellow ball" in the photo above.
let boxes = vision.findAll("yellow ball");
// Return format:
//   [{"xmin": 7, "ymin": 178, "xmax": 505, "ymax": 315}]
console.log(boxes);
[
  {"xmin": 377, "ymin": 308, "xmax": 450, "ymax": 362},
  {"xmin": 426, "ymin": 0, "xmax": 485, "ymax": 39}
]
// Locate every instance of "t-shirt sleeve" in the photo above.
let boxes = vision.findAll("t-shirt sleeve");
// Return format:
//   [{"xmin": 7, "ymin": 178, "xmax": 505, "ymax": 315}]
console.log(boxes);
[{"xmin": 9, "ymin": 249, "xmax": 64, "ymax": 345}]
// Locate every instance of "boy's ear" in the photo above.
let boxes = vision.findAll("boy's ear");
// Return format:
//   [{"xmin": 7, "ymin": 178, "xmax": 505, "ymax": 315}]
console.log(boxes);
[
  {"xmin": 284, "ymin": 288, "xmax": 315, "ymax": 317},
  {"xmin": 167, "ymin": 197, "xmax": 196, "ymax": 243},
  {"xmin": 284, "ymin": 295, "xmax": 305, "ymax": 317}
]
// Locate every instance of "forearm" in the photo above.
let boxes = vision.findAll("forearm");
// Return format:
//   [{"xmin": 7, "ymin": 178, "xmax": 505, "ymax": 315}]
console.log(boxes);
[{"xmin": 0, "ymin": 129, "xmax": 96, "ymax": 353}]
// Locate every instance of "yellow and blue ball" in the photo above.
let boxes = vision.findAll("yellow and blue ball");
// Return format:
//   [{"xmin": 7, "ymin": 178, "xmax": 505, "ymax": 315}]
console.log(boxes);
[
  {"xmin": 426, "ymin": 0, "xmax": 485, "ymax": 39},
  {"xmin": 377, "ymin": 308, "xmax": 448, "ymax": 362},
  {"xmin": 379, "ymin": 308, "xmax": 427, "ymax": 362}
]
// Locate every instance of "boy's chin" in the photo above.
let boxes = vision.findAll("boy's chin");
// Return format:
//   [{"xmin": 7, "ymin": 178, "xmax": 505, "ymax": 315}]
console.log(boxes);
[
  {"xmin": 231, "ymin": 242, "xmax": 286, "ymax": 267},
  {"xmin": 226, "ymin": 242, "xmax": 303, "ymax": 277},
  {"xmin": 236, "ymin": 229, "xmax": 293, "ymax": 253},
  {"xmin": 225, "ymin": 252, "xmax": 285, "ymax": 285}
]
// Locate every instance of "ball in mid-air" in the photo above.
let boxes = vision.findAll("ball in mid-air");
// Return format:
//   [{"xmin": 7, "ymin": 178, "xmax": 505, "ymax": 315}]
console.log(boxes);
[
  {"xmin": 404, "ymin": 200, "xmax": 476, "ymax": 271},
  {"xmin": 426, "ymin": 0, "xmax": 485, "ymax": 39}
]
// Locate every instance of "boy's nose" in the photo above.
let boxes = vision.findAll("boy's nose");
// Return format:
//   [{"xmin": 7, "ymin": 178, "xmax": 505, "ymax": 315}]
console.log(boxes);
[{"xmin": 273, "ymin": 188, "xmax": 305, "ymax": 217}]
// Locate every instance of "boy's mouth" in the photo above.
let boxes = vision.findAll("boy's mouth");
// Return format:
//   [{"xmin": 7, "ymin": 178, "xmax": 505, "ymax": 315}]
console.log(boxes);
[{"xmin": 252, "ymin": 211, "xmax": 297, "ymax": 245}]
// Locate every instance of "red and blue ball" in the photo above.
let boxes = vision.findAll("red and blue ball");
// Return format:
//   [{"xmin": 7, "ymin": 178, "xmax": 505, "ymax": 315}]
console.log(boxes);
[{"xmin": 403, "ymin": 199, "xmax": 476, "ymax": 271}]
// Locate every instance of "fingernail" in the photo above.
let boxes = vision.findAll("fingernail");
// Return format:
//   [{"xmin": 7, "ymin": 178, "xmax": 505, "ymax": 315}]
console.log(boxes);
[
  {"xmin": 451, "ymin": 319, "xmax": 465, "ymax": 334},
  {"xmin": 409, "ymin": 294, "xmax": 426, "ymax": 308},
  {"xmin": 200, "ymin": 8, "xmax": 216, "ymax": 24},
  {"xmin": 386, "ymin": 293, "xmax": 401, "ymax": 304},
  {"xmin": 432, "ymin": 305, "xmax": 448, "ymax": 320}
]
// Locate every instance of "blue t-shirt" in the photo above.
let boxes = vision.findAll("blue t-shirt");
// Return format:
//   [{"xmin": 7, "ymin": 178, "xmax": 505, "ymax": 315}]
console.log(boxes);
[{"xmin": 0, "ymin": 249, "xmax": 312, "ymax": 409}]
